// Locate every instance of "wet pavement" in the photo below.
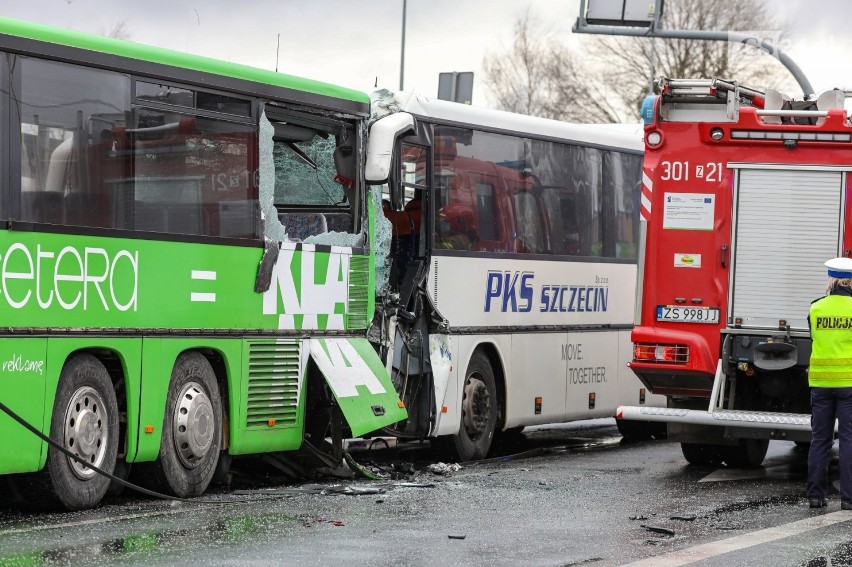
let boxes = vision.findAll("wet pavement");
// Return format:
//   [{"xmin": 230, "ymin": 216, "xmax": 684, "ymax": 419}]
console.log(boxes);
[{"xmin": 1, "ymin": 420, "xmax": 850, "ymax": 566}]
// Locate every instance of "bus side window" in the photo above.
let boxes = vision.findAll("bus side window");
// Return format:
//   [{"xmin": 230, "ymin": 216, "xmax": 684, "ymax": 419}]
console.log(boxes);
[
  {"xmin": 474, "ymin": 181, "xmax": 499, "ymax": 245},
  {"xmin": 13, "ymin": 56, "xmax": 131, "ymax": 228},
  {"xmin": 125, "ymin": 108, "xmax": 256, "ymax": 238},
  {"xmin": 512, "ymin": 190, "xmax": 548, "ymax": 254},
  {"xmin": 540, "ymin": 187, "xmax": 580, "ymax": 256},
  {"xmin": 604, "ymin": 150, "xmax": 641, "ymax": 259}
]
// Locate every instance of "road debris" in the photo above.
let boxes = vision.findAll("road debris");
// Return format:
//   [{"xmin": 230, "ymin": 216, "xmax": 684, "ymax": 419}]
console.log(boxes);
[
  {"xmin": 344, "ymin": 453, "xmax": 383, "ymax": 480},
  {"xmin": 427, "ymin": 462, "xmax": 462, "ymax": 475},
  {"xmin": 322, "ymin": 485, "xmax": 386, "ymax": 496},
  {"xmin": 640, "ymin": 525, "xmax": 675, "ymax": 536},
  {"xmin": 448, "ymin": 534, "xmax": 467, "ymax": 540},
  {"xmin": 302, "ymin": 517, "xmax": 346, "ymax": 528}
]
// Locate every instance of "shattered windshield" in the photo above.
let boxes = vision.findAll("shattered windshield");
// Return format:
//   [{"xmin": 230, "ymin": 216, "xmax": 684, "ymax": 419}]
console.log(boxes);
[
  {"xmin": 271, "ymin": 123, "xmax": 346, "ymax": 207},
  {"xmin": 259, "ymin": 108, "xmax": 360, "ymax": 244}
]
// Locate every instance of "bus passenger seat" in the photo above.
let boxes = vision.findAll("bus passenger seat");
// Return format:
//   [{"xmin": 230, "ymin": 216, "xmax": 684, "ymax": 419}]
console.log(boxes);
[
  {"xmin": 167, "ymin": 204, "xmax": 202, "ymax": 235},
  {"xmin": 404, "ymin": 197, "xmax": 422, "ymax": 234},
  {"xmin": 134, "ymin": 202, "xmax": 168, "ymax": 232},
  {"xmin": 63, "ymin": 193, "xmax": 86, "ymax": 227},
  {"xmin": 325, "ymin": 212, "xmax": 353, "ymax": 233},
  {"xmin": 20, "ymin": 192, "xmax": 64, "ymax": 224},
  {"xmin": 279, "ymin": 212, "xmax": 328, "ymax": 241}
]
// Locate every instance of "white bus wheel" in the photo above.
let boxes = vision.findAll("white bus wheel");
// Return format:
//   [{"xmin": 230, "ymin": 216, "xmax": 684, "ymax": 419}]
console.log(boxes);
[
  {"xmin": 42, "ymin": 354, "xmax": 119, "ymax": 511},
  {"xmin": 437, "ymin": 351, "xmax": 498, "ymax": 462},
  {"xmin": 152, "ymin": 352, "xmax": 222, "ymax": 498}
]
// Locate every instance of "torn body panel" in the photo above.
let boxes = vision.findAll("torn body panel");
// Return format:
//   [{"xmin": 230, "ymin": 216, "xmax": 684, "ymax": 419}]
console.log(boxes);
[
  {"xmin": 429, "ymin": 334, "xmax": 453, "ymax": 434},
  {"xmin": 308, "ymin": 337, "xmax": 408, "ymax": 437}
]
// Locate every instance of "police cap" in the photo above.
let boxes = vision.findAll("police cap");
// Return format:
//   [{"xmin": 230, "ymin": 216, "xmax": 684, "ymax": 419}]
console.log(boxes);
[{"xmin": 826, "ymin": 257, "xmax": 852, "ymax": 278}]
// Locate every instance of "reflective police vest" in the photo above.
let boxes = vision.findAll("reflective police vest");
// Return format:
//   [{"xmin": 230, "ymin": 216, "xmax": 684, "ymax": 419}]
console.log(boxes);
[{"xmin": 809, "ymin": 294, "xmax": 852, "ymax": 387}]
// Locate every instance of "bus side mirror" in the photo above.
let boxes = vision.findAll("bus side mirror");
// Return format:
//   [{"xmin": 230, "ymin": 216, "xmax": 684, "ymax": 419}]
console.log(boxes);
[{"xmin": 365, "ymin": 113, "xmax": 415, "ymax": 184}]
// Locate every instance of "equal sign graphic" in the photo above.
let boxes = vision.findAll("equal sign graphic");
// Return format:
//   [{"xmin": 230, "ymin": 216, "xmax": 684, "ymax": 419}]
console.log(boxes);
[{"xmin": 190, "ymin": 270, "xmax": 217, "ymax": 302}]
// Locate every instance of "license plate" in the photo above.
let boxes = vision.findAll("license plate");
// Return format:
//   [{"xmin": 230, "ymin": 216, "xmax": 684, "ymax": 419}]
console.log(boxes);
[{"xmin": 656, "ymin": 305, "xmax": 720, "ymax": 324}]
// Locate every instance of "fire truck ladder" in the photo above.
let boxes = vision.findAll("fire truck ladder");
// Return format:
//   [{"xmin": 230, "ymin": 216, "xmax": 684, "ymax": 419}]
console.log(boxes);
[
  {"xmin": 660, "ymin": 77, "xmax": 765, "ymax": 101},
  {"xmin": 658, "ymin": 77, "xmax": 851, "ymax": 123}
]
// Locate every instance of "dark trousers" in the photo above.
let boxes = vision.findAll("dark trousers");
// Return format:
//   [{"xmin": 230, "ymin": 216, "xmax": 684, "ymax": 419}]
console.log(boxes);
[{"xmin": 807, "ymin": 387, "xmax": 852, "ymax": 502}]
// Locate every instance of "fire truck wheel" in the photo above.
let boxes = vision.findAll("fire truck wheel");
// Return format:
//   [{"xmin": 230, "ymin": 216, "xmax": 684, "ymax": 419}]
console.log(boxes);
[
  {"xmin": 722, "ymin": 438, "xmax": 769, "ymax": 468},
  {"xmin": 151, "ymin": 352, "xmax": 222, "ymax": 498},
  {"xmin": 42, "ymin": 354, "xmax": 119, "ymax": 511},
  {"xmin": 436, "ymin": 351, "xmax": 497, "ymax": 462},
  {"xmin": 680, "ymin": 442, "xmax": 724, "ymax": 466}
]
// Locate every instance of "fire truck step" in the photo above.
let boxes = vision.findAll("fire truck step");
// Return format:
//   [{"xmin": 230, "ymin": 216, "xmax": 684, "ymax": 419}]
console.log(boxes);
[{"xmin": 617, "ymin": 405, "xmax": 813, "ymax": 431}]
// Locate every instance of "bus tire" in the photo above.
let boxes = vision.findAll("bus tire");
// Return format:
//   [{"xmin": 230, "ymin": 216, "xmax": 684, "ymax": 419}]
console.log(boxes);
[
  {"xmin": 439, "ymin": 351, "xmax": 498, "ymax": 462},
  {"xmin": 680, "ymin": 442, "xmax": 724, "ymax": 466},
  {"xmin": 722, "ymin": 438, "xmax": 769, "ymax": 469},
  {"xmin": 490, "ymin": 426, "xmax": 526, "ymax": 456},
  {"xmin": 43, "ymin": 354, "xmax": 119, "ymax": 510},
  {"xmin": 152, "ymin": 352, "xmax": 222, "ymax": 498}
]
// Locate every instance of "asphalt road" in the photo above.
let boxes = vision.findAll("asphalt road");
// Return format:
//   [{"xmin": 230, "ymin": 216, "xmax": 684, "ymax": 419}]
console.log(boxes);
[{"xmin": 0, "ymin": 420, "xmax": 850, "ymax": 567}]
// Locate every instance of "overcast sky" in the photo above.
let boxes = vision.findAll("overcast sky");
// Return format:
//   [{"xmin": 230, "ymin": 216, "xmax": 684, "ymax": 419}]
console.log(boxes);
[{"xmin": 2, "ymin": 0, "xmax": 851, "ymax": 108}]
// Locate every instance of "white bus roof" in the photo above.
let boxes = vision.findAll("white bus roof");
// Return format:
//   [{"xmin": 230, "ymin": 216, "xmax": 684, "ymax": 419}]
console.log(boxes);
[{"xmin": 373, "ymin": 89, "xmax": 643, "ymax": 152}]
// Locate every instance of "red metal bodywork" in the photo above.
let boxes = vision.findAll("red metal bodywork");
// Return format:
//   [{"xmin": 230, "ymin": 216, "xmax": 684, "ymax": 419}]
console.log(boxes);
[{"xmin": 630, "ymin": 102, "xmax": 852, "ymax": 397}]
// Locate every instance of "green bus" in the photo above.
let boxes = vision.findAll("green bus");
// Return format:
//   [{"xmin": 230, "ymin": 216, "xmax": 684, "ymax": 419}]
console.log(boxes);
[{"xmin": 0, "ymin": 17, "xmax": 406, "ymax": 510}]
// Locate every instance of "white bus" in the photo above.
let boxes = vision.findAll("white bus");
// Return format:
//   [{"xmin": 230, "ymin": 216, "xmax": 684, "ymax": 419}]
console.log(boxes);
[{"xmin": 365, "ymin": 91, "xmax": 664, "ymax": 461}]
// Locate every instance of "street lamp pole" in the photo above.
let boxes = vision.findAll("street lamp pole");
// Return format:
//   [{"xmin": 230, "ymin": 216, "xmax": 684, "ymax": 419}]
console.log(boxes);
[{"xmin": 400, "ymin": 0, "xmax": 407, "ymax": 90}]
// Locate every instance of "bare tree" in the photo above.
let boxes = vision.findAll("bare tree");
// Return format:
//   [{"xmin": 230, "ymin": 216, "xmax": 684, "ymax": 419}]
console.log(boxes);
[
  {"xmin": 484, "ymin": 0, "xmax": 793, "ymax": 122},
  {"xmin": 595, "ymin": 0, "xmax": 793, "ymax": 120},
  {"xmin": 483, "ymin": 10, "xmax": 560, "ymax": 118},
  {"xmin": 484, "ymin": 11, "xmax": 621, "ymax": 122}
]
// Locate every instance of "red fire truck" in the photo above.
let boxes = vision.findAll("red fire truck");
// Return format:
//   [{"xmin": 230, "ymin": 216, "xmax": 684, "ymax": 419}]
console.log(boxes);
[{"xmin": 619, "ymin": 78, "xmax": 852, "ymax": 467}]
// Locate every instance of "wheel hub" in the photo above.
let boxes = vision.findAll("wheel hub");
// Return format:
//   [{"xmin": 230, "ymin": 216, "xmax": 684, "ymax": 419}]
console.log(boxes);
[
  {"xmin": 462, "ymin": 376, "xmax": 491, "ymax": 442},
  {"xmin": 64, "ymin": 386, "xmax": 109, "ymax": 480},
  {"xmin": 173, "ymin": 382, "xmax": 215, "ymax": 469}
]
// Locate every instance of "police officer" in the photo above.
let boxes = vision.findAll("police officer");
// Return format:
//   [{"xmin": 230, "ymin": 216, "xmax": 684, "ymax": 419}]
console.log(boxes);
[{"xmin": 807, "ymin": 257, "xmax": 852, "ymax": 509}]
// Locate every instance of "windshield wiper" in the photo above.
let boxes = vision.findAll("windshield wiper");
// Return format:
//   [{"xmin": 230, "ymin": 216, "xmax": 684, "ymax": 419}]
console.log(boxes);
[{"xmin": 285, "ymin": 142, "xmax": 318, "ymax": 170}]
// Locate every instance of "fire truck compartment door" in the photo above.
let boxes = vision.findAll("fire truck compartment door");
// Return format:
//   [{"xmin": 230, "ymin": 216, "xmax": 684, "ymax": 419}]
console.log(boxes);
[
  {"xmin": 731, "ymin": 168, "xmax": 844, "ymax": 330},
  {"xmin": 309, "ymin": 338, "xmax": 408, "ymax": 437}
]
